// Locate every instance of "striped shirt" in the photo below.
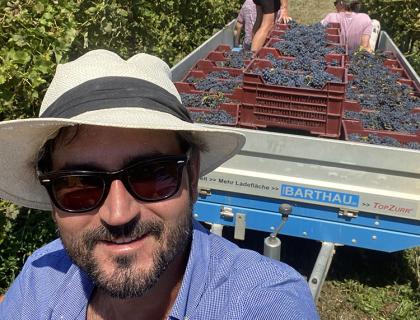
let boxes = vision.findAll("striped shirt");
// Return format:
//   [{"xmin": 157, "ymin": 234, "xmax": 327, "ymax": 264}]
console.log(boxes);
[
  {"xmin": 0, "ymin": 220, "xmax": 319, "ymax": 319},
  {"xmin": 237, "ymin": 0, "xmax": 257, "ymax": 49}
]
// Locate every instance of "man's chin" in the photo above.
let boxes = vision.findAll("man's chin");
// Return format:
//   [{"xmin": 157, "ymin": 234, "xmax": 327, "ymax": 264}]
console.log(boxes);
[{"xmin": 88, "ymin": 255, "xmax": 162, "ymax": 299}]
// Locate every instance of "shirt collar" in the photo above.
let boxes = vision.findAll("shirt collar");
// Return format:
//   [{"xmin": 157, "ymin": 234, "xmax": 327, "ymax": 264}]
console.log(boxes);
[{"xmin": 169, "ymin": 219, "xmax": 210, "ymax": 319}]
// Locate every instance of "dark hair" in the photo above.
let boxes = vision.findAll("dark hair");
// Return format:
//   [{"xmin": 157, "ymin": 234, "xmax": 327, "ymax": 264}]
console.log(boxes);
[
  {"xmin": 37, "ymin": 125, "xmax": 208, "ymax": 174},
  {"xmin": 334, "ymin": 0, "xmax": 360, "ymax": 12}
]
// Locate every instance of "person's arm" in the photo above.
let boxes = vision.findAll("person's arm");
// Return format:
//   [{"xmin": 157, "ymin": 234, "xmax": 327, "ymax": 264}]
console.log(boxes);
[
  {"xmin": 234, "ymin": 21, "xmax": 244, "ymax": 47},
  {"xmin": 360, "ymin": 16, "xmax": 373, "ymax": 52},
  {"xmin": 360, "ymin": 34, "xmax": 372, "ymax": 51},
  {"xmin": 278, "ymin": 0, "xmax": 292, "ymax": 23}
]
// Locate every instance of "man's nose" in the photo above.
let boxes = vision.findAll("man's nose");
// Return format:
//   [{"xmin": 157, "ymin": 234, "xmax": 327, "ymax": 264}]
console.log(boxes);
[{"xmin": 98, "ymin": 179, "xmax": 140, "ymax": 226}]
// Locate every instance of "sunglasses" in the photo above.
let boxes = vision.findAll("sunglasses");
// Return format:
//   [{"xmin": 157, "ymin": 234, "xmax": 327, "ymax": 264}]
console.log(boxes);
[{"xmin": 38, "ymin": 154, "xmax": 189, "ymax": 213}]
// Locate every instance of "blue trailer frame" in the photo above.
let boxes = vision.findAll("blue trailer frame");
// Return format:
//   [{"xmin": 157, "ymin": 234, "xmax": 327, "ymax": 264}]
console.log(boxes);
[{"xmin": 172, "ymin": 20, "xmax": 420, "ymax": 301}]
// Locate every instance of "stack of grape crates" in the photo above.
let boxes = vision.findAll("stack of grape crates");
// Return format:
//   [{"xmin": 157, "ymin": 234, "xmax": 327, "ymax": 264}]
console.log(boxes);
[
  {"xmin": 342, "ymin": 49, "xmax": 420, "ymax": 146},
  {"xmin": 174, "ymin": 44, "xmax": 248, "ymax": 127},
  {"xmin": 240, "ymin": 21, "xmax": 347, "ymax": 138},
  {"xmin": 174, "ymin": 22, "xmax": 349, "ymax": 138}
]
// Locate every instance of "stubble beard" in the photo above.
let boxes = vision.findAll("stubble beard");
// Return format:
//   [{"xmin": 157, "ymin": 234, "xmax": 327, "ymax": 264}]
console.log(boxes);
[{"xmin": 58, "ymin": 207, "xmax": 193, "ymax": 299}]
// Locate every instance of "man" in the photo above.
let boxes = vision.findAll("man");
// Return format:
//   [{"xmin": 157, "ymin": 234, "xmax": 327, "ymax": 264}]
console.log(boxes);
[
  {"xmin": 0, "ymin": 50, "xmax": 319, "ymax": 319},
  {"xmin": 233, "ymin": 0, "xmax": 257, "ymax": 50},
  {"xmin": 321, "ymin": 0, "xmax": 373, "ymax": 52},
  {"xmin": 251, "ymin": 0, "xmax": 291, "ymax": 52}
]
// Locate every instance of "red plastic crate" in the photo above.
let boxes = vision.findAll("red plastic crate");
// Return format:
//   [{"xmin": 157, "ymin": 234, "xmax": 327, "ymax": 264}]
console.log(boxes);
[
  {"xmin": 343, "ymin": 100, "xmax": 362, "ymax": 112},
  {"xmin": 273, "ymin": 23, "xmax": 290, "ymax": 31},
  {"xmin": 243, "ymin": 58, "xmax": 348, "ymax": 96},
  {"xmin": 327, "ymin": 34, "xmax": 341, "ymax": 44},
  {"xmin": 268, "ymin": 29, "xmax": 340, "ymax": 44},
  {"xmin": 381, "ymin": 51, "xmax": 396, "ymax": 59},
  {"xmin": 326, "ymin": 27, "xmax": 340, "ymax": 36},
  {"xmin": 344, "ymin": 97, "xmax": 420, "ymax": 113},
  {"xmin": 178, "ymin": 69, "xmax": 243, "ymax": 95},
  {"xmin": 187, "ymin": 103, "xmax": 240, "ymax": 126},
  {"xmin": 212, "ymin": 44, "xmax": 232, "ymax": 53},
  {"xmin": 256, "ymin": 47, "xmax": 294, "ymax": 62},
  {"xmin": 174, "ymin": 81, "xmax": 244, "ymax": 102},
  {"xmin": 383, "ymin": 59, "xmax": 402, "ymax": 69},
  {"xmin": 194, "ymin": 59, "xmax": 248, "ymax": 75},
  {"xmin": 266, "ymin": 38, "xmax": 348, "ymax": 57},
  {"xmin": 184, "ymin": 67, "xmax": 243, "ymax": 81},
  {"xmin": 386, "ymin": 66, "xmax": 409, "ymax": 79},
  {"xmin": 342, "ymin": 119, "xmax": 420, "ymax": 143},
  {"xmin": 327, "ymin": 22, "xmax": 341, "ymax": 29},
  {"xmin": 238, "ymin": 56, "xmax": 347, "ymax": 137},
  {"xmin": 239, "ymin": 102, "xmax": 342, "ymax": 138},
  {"xmin": 257, "ymin": 47, "xmax": 345, "ymax": 67},
  {"xmin": 201, "ymin": 50, "xmax": 252, "ymax": 69},
  {"xmin": 397, "ymin": 78, "xmax": 420, "ymax": 92},
  {"xmin": 268, "ymin": 29, "xmax": 286, "ymax": 39}
]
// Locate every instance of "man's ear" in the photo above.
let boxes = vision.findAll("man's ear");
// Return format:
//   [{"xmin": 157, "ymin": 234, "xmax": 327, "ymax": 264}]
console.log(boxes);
[
  {"xmin": 187, "ymin": 150, "xmax": 200, "ymax": 204},
  {"xmin": 51, "ymin": 210, "xmax": 57, "ymax": 223}
]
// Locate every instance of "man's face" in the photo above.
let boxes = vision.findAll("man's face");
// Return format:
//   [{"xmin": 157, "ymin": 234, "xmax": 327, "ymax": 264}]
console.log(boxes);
[{"xmin": 50, "ymin": 126, "xmax": 196, "ymax": 298}]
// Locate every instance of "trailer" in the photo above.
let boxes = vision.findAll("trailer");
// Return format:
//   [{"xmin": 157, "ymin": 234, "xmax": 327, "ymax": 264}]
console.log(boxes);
[{"xmin": 171, "ymin": 20, "xmax": 420, "ymax": 301}]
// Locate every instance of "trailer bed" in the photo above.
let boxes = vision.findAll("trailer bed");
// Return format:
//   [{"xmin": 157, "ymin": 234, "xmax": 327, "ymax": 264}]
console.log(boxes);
[{"xmin": 171, "ymin": 21, "xmax": 420, "ymax": 253}]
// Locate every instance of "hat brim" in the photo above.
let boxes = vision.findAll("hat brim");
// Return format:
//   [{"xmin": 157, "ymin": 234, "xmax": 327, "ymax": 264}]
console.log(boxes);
[{"xmin": 0, "ymin": 107, "xmax": 245, "ymax": 211}]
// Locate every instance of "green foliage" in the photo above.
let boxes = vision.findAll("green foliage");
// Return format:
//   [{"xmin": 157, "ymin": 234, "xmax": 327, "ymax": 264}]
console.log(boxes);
[
  {"xmin": 0, "ymin": 0, "xmax": 241, "ymax": 294},
  {"xmin": 72, "ymin": 0, "xmax": 240, "ymax": 65},
  {"xmin": 318, "ymin": 247, "xmax": 420, "ymax": 319},
  {"xmin": 0, "ymin": 0, "xmax": 80, "ymax": 120},
  {"xmin": 362, "ymin": 0, "xmax": 420, "ymax": 74},
  {"xmin": 0, "ymin": 0, "xmax": 241, "ymax": 122},
  {"xmin": 0, "ymin": 202, "xmax": 56, "ymax": 294},
  {"xmin": 343, "ymin": 279, "xmax": 420, "ymax": 320}
]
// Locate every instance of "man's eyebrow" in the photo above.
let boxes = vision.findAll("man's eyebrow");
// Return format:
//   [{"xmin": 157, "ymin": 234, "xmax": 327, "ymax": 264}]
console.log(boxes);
[
  {"xmin": 56, "ymin": 162, "xmax": 106, "ymax": 172},
  {"xmin": 122, "ymin": 152, "xmax": 167, "ymax": 168},
  {"xmin": 57, "ymin": 151, "xmax": 168, "ymax": 172}
]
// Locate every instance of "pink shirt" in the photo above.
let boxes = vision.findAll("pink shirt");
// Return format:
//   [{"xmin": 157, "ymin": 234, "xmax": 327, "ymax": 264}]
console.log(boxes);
[
  {"xmin": 237, "ymin": 0, "xmax": 257, "ymax": 48},
  {"xmin": 321, "ymin": 12, "xmax": 373, "ymax": 51}
]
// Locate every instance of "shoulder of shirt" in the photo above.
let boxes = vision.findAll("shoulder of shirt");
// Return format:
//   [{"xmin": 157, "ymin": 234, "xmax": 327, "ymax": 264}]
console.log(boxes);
[
  {"xmin": 356, "ymin": 13, "xmax": 370, "ymax": 18},
  {"xmin": 195, "ymin": 228, "xmax": 318, "ymax": 318},
  {"xmin": 206, "ymin": 230, "xmax": 305, "ymax": 289},
  {"xmin": 355, "ymin": 13, "xmax": 372, "ymax": 20},
  {"xmin": 20, "ymin": 238, "xmax": 74, "ymax": 278},
  {"xmin": 26, "ymin": 238, "xmax": 67, "ymax": 260},
  {"xmin": 324, "ymin": 12, "xmax": 337, "ymax": 19}
]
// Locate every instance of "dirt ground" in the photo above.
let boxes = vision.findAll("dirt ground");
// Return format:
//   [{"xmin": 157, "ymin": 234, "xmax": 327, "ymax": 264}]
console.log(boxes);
[{"xmin": 288, "ymin": 0, "xmax": 335, "ymax": 24}]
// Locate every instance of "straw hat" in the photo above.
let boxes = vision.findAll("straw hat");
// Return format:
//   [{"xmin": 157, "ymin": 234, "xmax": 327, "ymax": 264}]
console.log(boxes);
[{"xmin": 0, "ymin": 49, "xmax": 245, "ymax": 211}]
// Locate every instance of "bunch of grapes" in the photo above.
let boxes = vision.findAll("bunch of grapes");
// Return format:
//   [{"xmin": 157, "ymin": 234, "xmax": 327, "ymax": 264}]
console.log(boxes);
[
  {"xmin": 260, "ymin": 22, "xmax": 345, "ymax": 90},
  {"xmin": 180, "ymin": 92, "xmax": 231, "ymax": 109},
  {"xmin": 348, "ymin": 133, "xmax": 420, "ymax": 150},
  {"xmin": 265, "ymin": 54, "xmax": 327, "ymax": 73},
  {"xmin": 271, "ymin": 22, "xmax": 345, "ymax": 60},
  {"xmin": 346, "ymin": 50, "xmax": 420, "ymax": 135},
  {"xmin": 189, "ymin": 110, "xmax": 235, "ymax": 125},
  {"xmin": 186, "ymin": 72, "xmax": 242, "ymax": 93},
  {"xmin": 223, "ymin": 50, "xmax": 254, "ymax": 68},
  {"xmin": 253, "ymin": 63, "xmax": 340, "ymax": 89},
  {"xmin": 344, "ymin": 109, "xmax": 420, "ymax": 134}
]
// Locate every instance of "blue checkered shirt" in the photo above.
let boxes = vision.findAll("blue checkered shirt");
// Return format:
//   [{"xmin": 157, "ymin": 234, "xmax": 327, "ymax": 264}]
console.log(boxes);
[{"xmin": 0, "ymin": 220, "xmax": 319, "ymax": 319}]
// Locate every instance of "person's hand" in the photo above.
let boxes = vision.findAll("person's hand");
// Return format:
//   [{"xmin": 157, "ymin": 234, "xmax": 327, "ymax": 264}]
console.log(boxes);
[{"xmin": 278, "ymin": 7, "xmax": 292, "ymax": 23}]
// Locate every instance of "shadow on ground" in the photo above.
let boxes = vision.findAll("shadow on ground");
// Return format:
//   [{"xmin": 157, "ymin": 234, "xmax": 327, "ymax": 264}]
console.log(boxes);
[{"xmin": 207, "ymin": 224, "xmax": 418, "ymax": 290}]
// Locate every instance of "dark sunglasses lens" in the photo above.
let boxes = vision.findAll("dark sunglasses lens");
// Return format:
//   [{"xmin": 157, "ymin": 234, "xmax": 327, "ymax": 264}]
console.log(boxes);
[
  {"xmin": 52, "ymin": 175, "xmax": 105, "ymax": 211},
  {"xmin": 128, "ymin": 160, "xmax": 180, "ymax": 200}
]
